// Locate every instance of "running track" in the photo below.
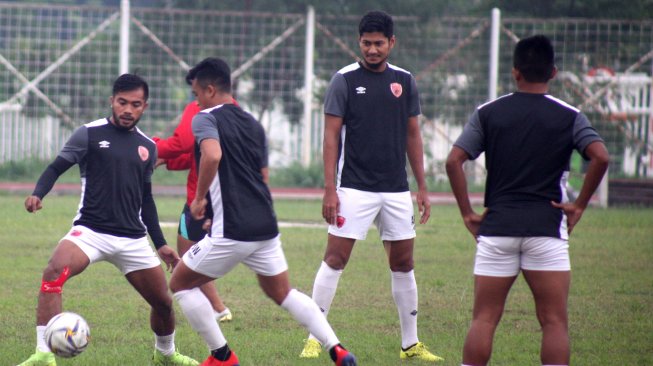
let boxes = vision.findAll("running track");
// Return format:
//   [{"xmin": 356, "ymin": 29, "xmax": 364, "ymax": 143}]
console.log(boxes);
[{"xmin": 0, "ymin": 182, "xmax": 483, "ymax": 205}]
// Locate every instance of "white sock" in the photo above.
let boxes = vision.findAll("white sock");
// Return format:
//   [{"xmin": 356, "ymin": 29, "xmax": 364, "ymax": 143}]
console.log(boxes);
[
  {"xmin": 308, "ymin": 262, "xmax": 343, "ymax": 342},
  {"xmin": 36, "ymin": 325, "xmax": 49, "ymax": 352},
  {"xmin": 154, "ymin": 331, "xmax": 175, "ymax": 356},
  {"xmin": 392, "ymin": 270, "xmax": 419, "ymax": 349},
  {"xmin": 174, "ymin": 288, "xmax": 227, "ymax": 351},
  {"xmin": 281, "ymin": 289, "xmax": 340, "ymax": 350}
]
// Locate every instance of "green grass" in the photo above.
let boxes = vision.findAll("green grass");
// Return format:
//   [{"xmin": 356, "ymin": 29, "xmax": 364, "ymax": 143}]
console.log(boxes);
[{"xmin": 0, "ymin": 194, "xmax": 651, "ymax": 365}]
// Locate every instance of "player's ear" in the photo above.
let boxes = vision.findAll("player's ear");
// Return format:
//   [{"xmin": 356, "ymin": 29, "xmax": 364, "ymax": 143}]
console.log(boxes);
[
  {"xmin": 512, "ymin": 68, "xmax": 521, "ymax": 81},
  {"xmin": 388, "ymin": 35, "xmax": 396, "ymax": 49},
  {"xmin": 549, "ymin": 66, "xmax": 558, "ymax": 80}
]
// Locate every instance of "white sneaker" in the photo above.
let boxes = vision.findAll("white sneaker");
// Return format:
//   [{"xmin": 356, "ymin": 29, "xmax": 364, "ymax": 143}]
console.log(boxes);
[{"xmin": 215, "ymin": 307, "xmax": 232, "ymax": 322}]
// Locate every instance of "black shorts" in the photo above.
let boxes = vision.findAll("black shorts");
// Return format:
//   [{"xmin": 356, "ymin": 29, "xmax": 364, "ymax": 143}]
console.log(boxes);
[{"xmin": 177, "ymin": 204, "xmax": 208, "ymax": 242}]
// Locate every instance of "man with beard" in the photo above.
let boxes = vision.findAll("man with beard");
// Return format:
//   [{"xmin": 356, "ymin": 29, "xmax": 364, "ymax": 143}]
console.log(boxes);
[
  {"xmin": 299, "ymin": 11, "xmax": 443, "ymax": 363},
  {"xmin": 18, "ymin": 74, "xmax": 198, "ymax": 366}
]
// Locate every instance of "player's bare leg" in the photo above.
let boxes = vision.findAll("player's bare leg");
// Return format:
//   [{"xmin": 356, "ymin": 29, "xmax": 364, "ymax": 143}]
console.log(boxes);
[
  {"xmin": 523, "ymin": 270, "xmax": 570, "ymax": 366},
  {"xmin": 37, "ymin": 240, "xmax": 90, "ymax": 326},
  {"xmin": 128, "ymin": 266, "xmax": 198, "ymax": 365},
  {"xmin": 462, "ymin": 275, "xmax": 517, "ymax": 365}
]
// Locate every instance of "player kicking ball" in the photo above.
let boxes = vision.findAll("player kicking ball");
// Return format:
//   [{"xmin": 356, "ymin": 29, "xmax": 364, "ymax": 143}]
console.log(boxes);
[{"xmin": 167, "ymin": 57, "xmax": 357, "ymax": 366}]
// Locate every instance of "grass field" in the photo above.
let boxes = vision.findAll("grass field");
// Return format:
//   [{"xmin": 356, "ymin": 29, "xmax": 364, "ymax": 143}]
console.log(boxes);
[{"xmin": 0, "ymin": 193, "xmax": 651, "ymax": 365}]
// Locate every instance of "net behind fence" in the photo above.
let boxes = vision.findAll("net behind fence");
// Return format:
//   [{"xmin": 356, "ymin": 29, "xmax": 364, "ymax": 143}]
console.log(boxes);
[{"xmin": 1, "ymin": 2, "xmax": 651, "ymax": 185}]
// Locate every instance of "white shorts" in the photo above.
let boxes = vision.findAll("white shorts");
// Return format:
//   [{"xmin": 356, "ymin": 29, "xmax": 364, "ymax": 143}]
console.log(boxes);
[
  {"xmin": 328, "ymin": 187, "xmax": 416, "ymax": 241},
  {"xmin": 182, "ymin": 234, "xmax": 288, "ymax": 278},
  {"xmin": 474, "ymin": 236, "xmax": 571, "ymax": 277},
  {"xmin": 61, "ymin": 225, "xmax": 161, "ymax": 275}
]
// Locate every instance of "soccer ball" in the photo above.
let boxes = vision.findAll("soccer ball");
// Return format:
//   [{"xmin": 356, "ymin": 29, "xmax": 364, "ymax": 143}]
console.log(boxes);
[{"xmin": 44, "ymin": 312, "xmax": 90, "ymax": 358}]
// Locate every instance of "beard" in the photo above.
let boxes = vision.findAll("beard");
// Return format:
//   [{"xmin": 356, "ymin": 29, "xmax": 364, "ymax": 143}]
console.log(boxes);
[
  {"xmin": 111, "ymin": 111, "xmax": 140, "ymax": 131},
  {"xmin": 363, "ymin": 55, "xmax": 387, "ymax": 70}
]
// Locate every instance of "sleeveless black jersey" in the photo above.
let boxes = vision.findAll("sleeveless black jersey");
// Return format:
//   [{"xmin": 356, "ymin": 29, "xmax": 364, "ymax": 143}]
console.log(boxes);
[
  {"xmin": 454, "ymin": 92, "xmax": 603, "ymax": 239},
  {"xmin": 192, "ymin": 104, "xmax": 278, "ymax": 242},
  {"xmin": 58, "ymin": 119, "xmax": 157, "ymax": 238},
  {"xmin": 324, "ymin": 62, "xmax": 421, "ymax": 192}
]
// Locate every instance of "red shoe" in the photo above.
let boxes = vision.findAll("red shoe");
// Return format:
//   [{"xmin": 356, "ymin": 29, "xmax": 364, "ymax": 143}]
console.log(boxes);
[
  {"xmin": 199, "ymin": 351, "xmax": 240, "ymax": 366},
  {"xmin": 331, "ymin": 344, "xmax": 357, "ymax": 366}
]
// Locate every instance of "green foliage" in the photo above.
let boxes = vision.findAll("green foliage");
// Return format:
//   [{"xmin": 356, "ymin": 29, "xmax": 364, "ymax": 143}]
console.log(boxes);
[
  {"xmin": 0, "ymin": 195, "xmax": 651, "ymax": 365},
  {"xmin": 0, "ymin": 159, "xmax": 79, "ymax": 183},
  {"xmin": 269, "ymin": 161, "xmax": 324, "ymax": 188}
]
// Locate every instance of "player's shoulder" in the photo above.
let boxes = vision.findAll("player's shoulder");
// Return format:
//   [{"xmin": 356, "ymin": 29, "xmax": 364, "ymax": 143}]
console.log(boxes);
[
  {"xmin": 133, "ymin": 127, "xmax": 156, "ymax": 145},
  {"xmin": 387, "ymin": 63, "xmax": 413, "ymax": 76},
  {"xmin": 336, "ymin": 62, "xmax": 362, "ymax": 75},
  {"xmin": 83, "ymin": 118, "xmax": 109, "ymax": 128},
  {"xmin": 544, "ymin": 94, "xmax": 580, "ymax": 113}
]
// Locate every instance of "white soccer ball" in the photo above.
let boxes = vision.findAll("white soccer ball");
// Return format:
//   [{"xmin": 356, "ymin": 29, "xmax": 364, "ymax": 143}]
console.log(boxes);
[{"xmin": 44, "ymin": 312, "xmax": 90, "ymax": 358}]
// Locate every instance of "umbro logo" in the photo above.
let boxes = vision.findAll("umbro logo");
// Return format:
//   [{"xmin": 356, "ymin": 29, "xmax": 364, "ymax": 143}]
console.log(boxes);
[
  {"xmin": 356, "ymin": 86, "xmax": 366, "ymax": 94},
  {"xmin": 99, "ymin": 140, "xmax": 110, "ymax": 148}
]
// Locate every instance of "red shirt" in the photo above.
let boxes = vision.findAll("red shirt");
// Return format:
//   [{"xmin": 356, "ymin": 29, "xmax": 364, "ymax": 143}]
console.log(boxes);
[
  {"xmin": 154, "ymin": 99, "xmax": 238, "ymax": 205},
  {"xmin": 154, "ymin": 102, "xmax": 200, "ymax": 205}
]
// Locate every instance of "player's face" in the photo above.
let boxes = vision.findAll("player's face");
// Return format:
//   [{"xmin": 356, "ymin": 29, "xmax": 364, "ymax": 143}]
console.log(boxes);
[
  {"xmin": 109, "ymin": 88, "xmax": 148, "ymax": 130},
  {"xmin": 359, "ymin": 32, "xmax": 395, "ymax": 71},
  {"xmin": 191, "ymin": 79, "xmax": 213, "ymax": 110}
]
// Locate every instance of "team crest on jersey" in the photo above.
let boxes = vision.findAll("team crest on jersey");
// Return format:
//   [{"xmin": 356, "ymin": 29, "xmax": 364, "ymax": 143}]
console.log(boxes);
[
  {"xmin": 390, "ymin": 83, "xmax": 402, "ymax": 98},
  {"xmin": 138, "ymin": 146, "xmax": 149, "ymax": 161}
]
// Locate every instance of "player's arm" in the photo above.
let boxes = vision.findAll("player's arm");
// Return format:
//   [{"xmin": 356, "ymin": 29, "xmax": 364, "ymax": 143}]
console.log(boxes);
[
  {"xmin": 192, "ymin": 138, "xmax": 221, "ymax": 220},
  {"xmin": 190, "ymin": 112, "xmax": 222, "ymax": 219},
  {"xmin": 26, "ymin": 126, "xmax": 86, "ymax": 213},
  {"xmin": 406, "ymin": 116, "xmax": 430, "ymax": 224},
  {"xmin": 25, "ymin": 157, "xmax": 75, "ymax": 212},
  {"xmin": 163, "ymin": 152, "xmax": 192, "ymax": 171},
  {"xmin": 446, "ymin": 146, "xmax": 484, "ymax": 237},
  {"xmin": 322, "ymin": 114, "xmax": 343, "ymax": 225},
  {"xmin": 155, "ymin": 102, "xmax": 199, "ymax": 159},
  {"xmin": 551, "ymin": 141, "xmax": 609, "ymax": 233}
]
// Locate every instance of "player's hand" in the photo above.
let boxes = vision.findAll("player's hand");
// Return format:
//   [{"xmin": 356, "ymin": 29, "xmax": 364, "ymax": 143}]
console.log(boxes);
[
  {"xmin": 25, "ymin": 195, "xmax": 43, "ymax": 213},
  {"xmin": 190, "ymin": 197, "xmax": 208, "ymax": 220},
  {"xmin": 551, "ymin": 200, "xmax": 584, "ymax": 234},
  {"xmin": 154, "ymin": 158, "xmax": 166, "ymax": 168},
  {"xmin": 463, "ymin": 209, "xmax": 485, "ymax": 239},
  {"xmin": 322, "ymin": 188, "xmax": 340, "ymax": 225},
  {"xmin": 202, "ymin": 219, "xmax": 212, "ymax": 232},
  {"xmin": 157, "ymin": 245, "xmax": 180, "ymax": 272},
  {"xmin": 415, "ymin": 189, "xmax": 431, "ymax": 224}
]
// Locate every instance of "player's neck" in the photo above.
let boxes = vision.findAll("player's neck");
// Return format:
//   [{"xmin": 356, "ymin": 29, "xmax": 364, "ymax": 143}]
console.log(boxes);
[
  {"xmin": 206, "ymin": 94, "xmax": 234, "ymax": 109},
  {"xmin": 516, "ymin": 81, "xmax": 549, "ymax": 94}
]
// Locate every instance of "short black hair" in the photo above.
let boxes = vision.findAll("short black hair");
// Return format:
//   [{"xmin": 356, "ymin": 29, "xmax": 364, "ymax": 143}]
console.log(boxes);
[
  {"xmin": 359, "ymin": 10, "xmax": 393, "ymax": 39},
  {"xmin": 513, "ymin": 35, "xmax": 555, "ymax": 83},
  {"xmin": 113, "ymin": 73, "xmax": 149, "ymax": 100},
  {"xmin": 185, "ymin": 57, "xmax": 231, "ymax": 93}
]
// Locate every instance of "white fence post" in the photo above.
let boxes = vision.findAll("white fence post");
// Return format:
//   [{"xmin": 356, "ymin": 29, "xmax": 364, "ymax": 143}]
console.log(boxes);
[
  {"xmin": 489, "ymin": 8, "xmax": 500, "ymax": 101},
  {"xmin": 302, "ymin": 6, "xmax": 315, "ymax": 167},
  {"xmin": 120, "ymin": 0, "xmax": 130, "ymax": 74}
]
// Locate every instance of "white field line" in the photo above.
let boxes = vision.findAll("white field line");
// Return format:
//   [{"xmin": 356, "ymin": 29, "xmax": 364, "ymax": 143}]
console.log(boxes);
[{"xmin": 160, "ymin": 221, "xmax": 325, "ymax": 229}]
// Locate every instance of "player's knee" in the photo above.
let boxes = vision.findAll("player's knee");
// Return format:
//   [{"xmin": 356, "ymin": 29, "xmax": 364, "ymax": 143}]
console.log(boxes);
[
  {"xmin": 389, "ymin": 259, "xmax": 414, "ymax": 272},
  {"xmin": 323, "ymin": 255, "xmax": 348, "ymax": 270},
  {"xmin": 40, "ymin": 266, "xmax": 71, "ymax": 294},
  {"xmin": 151, "ymin": 296, "xmax": 174, "ymax": 315}
]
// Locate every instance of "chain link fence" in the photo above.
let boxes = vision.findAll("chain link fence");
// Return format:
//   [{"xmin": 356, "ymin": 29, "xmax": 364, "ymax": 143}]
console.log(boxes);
[{"xmin": 1, "ymin": 2, "xmax": 651, "ymax": 186}]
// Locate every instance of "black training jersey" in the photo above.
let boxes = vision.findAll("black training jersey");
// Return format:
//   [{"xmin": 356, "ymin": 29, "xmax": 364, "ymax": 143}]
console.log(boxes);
[
  {"xmin": 324, "ymin": 62, "xmax": 421, "ymax": 193},
  {"xmin": 58, "ymin": 119, "xmax": 157, "ymax": 238},
  {"xmin": 454, "ymin": 92, "xmax": 603, "ymax": 239},
  {"xmin": 192, "ymin": 104, "xmax": 279, "ymax": 242}
]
